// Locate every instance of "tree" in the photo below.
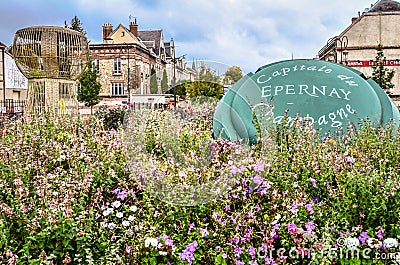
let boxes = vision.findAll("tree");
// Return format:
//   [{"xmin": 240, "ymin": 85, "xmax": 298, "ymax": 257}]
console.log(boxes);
[
  {"xmin": 78, "ymin": 60, "xmax": 101, "ymax": 114},
  {"xmin": 371, "ymin": 44, "xmax": 395, "ymax": 94},
  {"xmin": 223, "ymin": 66, "xmax": 243, "ymax": 85},
  {"xmin": 150, "ymin": 68, "xmax": 158, "ymax": 94},
  {"xmin": 183, "ymin": 65, "xmax": 223, "ymax": 99},
  {"xmin": 161, "ymin": 69, "xmax": 169, "ymax": 93},
  {"xmin": 65, "ymin": 16, "xmax": 86, "ymax": 36}
]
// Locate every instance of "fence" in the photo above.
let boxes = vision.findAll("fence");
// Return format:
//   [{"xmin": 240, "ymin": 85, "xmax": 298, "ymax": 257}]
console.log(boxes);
[
  {"xmin": 126, "ymin": 102, "xmax": 170, "ymax": 111},
  {"xmin": 0, "ymin": 100, "xmax": 26, "ymax": 116}
]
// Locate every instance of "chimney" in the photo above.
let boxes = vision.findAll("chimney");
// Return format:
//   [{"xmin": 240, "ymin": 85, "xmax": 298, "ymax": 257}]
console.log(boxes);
[
  {"xmin": 129, "ymin": 18, "xmax": 138, "ymax": 37},
  {"xmin": 102, "ymin": 23, "xmax": 113, "ymax": 40}
]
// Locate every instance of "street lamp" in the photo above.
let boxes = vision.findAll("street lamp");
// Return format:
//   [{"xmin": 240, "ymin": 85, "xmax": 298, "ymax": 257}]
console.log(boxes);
[
  {"xmin": 171, "ymin": 38, "xmax": 185, "ymax": 109},
  {"xmin": 123, "ymin": 43, "xmax": 131, "ymax": 104}
]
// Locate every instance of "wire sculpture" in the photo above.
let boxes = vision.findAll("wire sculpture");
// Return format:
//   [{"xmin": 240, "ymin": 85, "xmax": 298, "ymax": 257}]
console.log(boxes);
[{"xmin": 12, "ymin": 26, "xmax": 89, "ymax": 114}]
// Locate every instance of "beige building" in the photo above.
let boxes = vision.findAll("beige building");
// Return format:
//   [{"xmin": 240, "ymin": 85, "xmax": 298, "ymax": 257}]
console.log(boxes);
[
  {"xmin": 89, "ymin": 19, "xmax": 196, "ymax": 106},
  {"xmin": 318, "ymin": 0, "xmax": 400, "ymax": 103}
]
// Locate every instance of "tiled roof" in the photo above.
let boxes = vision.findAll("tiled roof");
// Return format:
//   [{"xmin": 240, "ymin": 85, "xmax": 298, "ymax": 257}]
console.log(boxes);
[
  {"xmin": 138, "ymin": 30, "xmax": 162, "ymax": 56},
  {"xmin": 369, "ymin": 0, "xmax": 400, "ymax": 12}
]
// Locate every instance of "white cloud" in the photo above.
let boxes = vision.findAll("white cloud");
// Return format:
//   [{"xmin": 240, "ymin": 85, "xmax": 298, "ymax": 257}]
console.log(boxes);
[{"xmin": 1, "ymin": 0, "xmax": 375, "ymax": 73}]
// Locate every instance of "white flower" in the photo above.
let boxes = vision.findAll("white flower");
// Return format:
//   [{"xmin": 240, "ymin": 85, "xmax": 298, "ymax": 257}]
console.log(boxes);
[
  {"xmin": 108, "ymin": 222, "xmax": 116, "ymax": 229},
  {"xmin": 128, "ymin": 215, "xmax": 135, "ymax": 221},
  {"xmin": 100, "ymin": 222, "xmax": 108, "ymax": 228},
  {"xmin": 271, "ymin": 214, "xmax": 281, "ymax": 225},
  {"xmin": 366, "ymin": 238, "xmax": 382, "ymax": 249},
  {"xmin": 345, "ymin": 237, "xmax": 360, "ymax": 250},
  {"xmin": 122, "ymin": 220, "xmax": 130, "ymax": 227},
  {"xmin": 145, "ymin": 237, "xmax": 159, "ymax": 248},
  {"xmin": 112, "ymin": 201, "xmax": 121, "ymax": 208},
  {"xmin": 116, "ymin": 212, "xmax": 123, "ymax": 218},
  {"xmin": 103, "ymin": 208, "xmax": 113, "ymax": 217},
  {"xmin": 52, "ymin": 191, "xmax": 58, "ymax": 196},
  {"xmin": 130, "ymin": 205, "xmax": 137, "ymax": 212},
  {"xmin": 159, "ymin": 251, "xmax": 168, "ymax": 256},
  {"xmin": 383, "ymin": 238, "xmax": 398, "ymax": 249}
]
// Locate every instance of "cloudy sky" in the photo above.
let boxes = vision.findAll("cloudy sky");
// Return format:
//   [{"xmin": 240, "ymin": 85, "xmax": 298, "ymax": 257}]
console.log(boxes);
[{"xmin": 1, "ymin": 0, "xmax": 376, "ymax": 73}]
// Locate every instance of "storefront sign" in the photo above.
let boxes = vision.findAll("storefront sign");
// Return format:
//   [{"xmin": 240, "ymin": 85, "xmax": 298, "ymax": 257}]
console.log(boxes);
[{"xmin": 346, "ymin": 60, "xmax": 400, "ymax": 67}]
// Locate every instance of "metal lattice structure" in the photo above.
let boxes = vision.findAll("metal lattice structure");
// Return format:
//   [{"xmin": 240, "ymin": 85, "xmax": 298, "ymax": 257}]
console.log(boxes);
[
  {"xmin": 12, "ymin": 26, "xmax": 89, "ymax": 114},
  {"xmin": 12, "ymin": 26, "xmax": 89, "ymax": 79}
]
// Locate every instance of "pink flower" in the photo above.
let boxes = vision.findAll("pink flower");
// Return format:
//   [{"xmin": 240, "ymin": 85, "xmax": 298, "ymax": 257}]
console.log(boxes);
[
  {"xmin": 286, "ymin": 223, "xmax": 299, "ymax": 235},
  {"xmin": 305, "ymin": 204, "xmax": 314, "ymax": 214}
]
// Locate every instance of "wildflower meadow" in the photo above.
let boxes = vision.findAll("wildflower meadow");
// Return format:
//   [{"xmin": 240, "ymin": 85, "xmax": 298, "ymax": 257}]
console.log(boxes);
[{"xmin": 1, "ymin": 101, "xmax": 400, "ymax": 265}]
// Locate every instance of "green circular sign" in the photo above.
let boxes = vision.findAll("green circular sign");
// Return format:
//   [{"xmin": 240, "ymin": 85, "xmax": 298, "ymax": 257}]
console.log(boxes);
[{"xmin": 213, "ymin": 59, "xmax": 400, "ymax": 143}]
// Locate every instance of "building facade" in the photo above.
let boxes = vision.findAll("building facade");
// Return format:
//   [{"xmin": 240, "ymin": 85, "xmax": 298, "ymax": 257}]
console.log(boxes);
[
  {"xmin": 318, "ymin": 0, "xmax": 400, "ymax": 102},
  {"xmin": 0, "ymin": 41, "xmax": 28, "ymax": 114},
  {"xmin": 89, "ymin": 20, "xmax": 196, "ymax": 106}
]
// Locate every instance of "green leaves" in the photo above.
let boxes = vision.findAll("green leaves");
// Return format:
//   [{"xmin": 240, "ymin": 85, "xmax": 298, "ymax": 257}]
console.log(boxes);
[
  {"xmin": 77, "ymin": 60, "xmax": 101, "ymax": 112},
  {"xmin": 371, "ymin": 44, "xmax": 395, "ymax": 94}
]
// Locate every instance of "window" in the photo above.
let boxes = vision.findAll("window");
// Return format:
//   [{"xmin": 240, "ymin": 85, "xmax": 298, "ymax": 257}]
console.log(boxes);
[
  {"xmin": 32, "ymin": 81, "xmax": 45, "ymax": 113},
  {"xmin": 111, "ymin": 82, "xmax": 124, "ymax": 96},
  {"xmin": 59, "ymin": 83, "xmax": 71, "ymax": 99},
  {"xmin": 113, "ymin": 58, "xmax": 121, "ymax": 75},
  {"xmin": 92, "ymin": 59, "xmax": 100, "ymax": 74}
]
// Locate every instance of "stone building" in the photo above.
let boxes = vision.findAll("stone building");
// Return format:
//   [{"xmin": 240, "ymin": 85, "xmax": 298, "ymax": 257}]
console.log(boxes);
[
  {"xmin": 89, "ymin": 19, "xmax": 196, "ymax": 105},
  {"xmin": 90, "ymin": 19, "xmax": 164, "ymax": 101},
  {"xmin": 318, "ymin": 0, "xmax": 400, "ymax": 103}
]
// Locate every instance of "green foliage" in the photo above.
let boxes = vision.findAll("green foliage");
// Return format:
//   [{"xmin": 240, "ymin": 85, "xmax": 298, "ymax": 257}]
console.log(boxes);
[
  {"xmin": 223, "ymin": 65, "xmax": 243, "ymax": 85},
  {"xmin": 184, "ymin": 64, "xmax": 223, "ymax": 98},
  {"xmin": 2, "ymin": 110, "xmax": 400, "ymax": 264},
  {"xmin": 161, "ymin": 69, "xmax": 169, "ymax": 93},
  {"xmin": 185, "ymin": 81, "xmax": 223, "ymax": 99},
  {"xmin": 78, "ymin": 60, "xmax": 101, "ymax": 114},
  {"xmin": 95, "ymin": 106, "xmax": 126, "ymax": 131},
  {"xmin": 371, "ymin": 44, "xmax": 395, "ymax": 94},
  {"xmin": 65, "ymin": 16, "xmax": 86, "ymax": 36},
  {"xmin": 197, "ymin": 64, "xmax": 221, "ymax": 84},
  {"xmin": 150, "ymin": 68, "xmax": 158, "ymax": 94}
]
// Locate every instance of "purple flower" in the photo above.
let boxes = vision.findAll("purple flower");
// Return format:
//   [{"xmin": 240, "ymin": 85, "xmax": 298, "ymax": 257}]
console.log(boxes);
[
  {"xmin": 188, "ymin": 223, "xmax": 195, "ymax": 233},
  {"xmin": 254, "ymin": 161, "xmax": 265, "ymax": 172},
  {"xmin": 225, "ymin": 205, "xmax": 231, "ymax": 211},
  {"xmin": 247, "ymin": 245, "xmax": 256, "ymax": 259},
  {"xmin": 198, "ymin": 228, "xmax": 209, "ymax": 237},
  {"xmin": 179, "ymin": 240, "xmax": 198, "ymax": 264},
  {"xmin": 253, "ymin": 175, "xmax": 264, "ymax": 185},
  {"xmin": 376, "ymin": 227, "xmax": 384, "ymax": 240},
  {"xmin": 231, "ymin": 166, "xmax": 240, "ymax": 174},
  {"xmin": 162, "ymin": 235, "xmax": 175, "ymax": 247},
  {"xmin": 305, "ymin": 221, "xmax": 315, "ymax": 237},
  {"xmin": 117, "ymin": 188, "xmax": 128, "ymax": 200},
  {"xmin": 305, "ymin": 204, "xmax": 314, "ymax": 214},
  {"xmin": 286, "ymin": 223, "xmax": 299, "ymax": 235},
  {"xmin": 234, "ymin": 245, "xmax": 242, "ymax": 258},
  {"xmin": 345, "ymin": 156, "xmax": 355, "ymax": 164},
  {"xmin": 359, "ymin": 231, "xmax": 370, "ymax": 244},
  {"xmin": 272, "ymin": 223, "xmax": 280, "ymax": 231},
  {"xmin": 309, "ymin": 178, "xmax": 317, "ymax": 187},
  {"xmin": 236, "ymin": 261, "xmax": 245, "ymax": 265}
]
